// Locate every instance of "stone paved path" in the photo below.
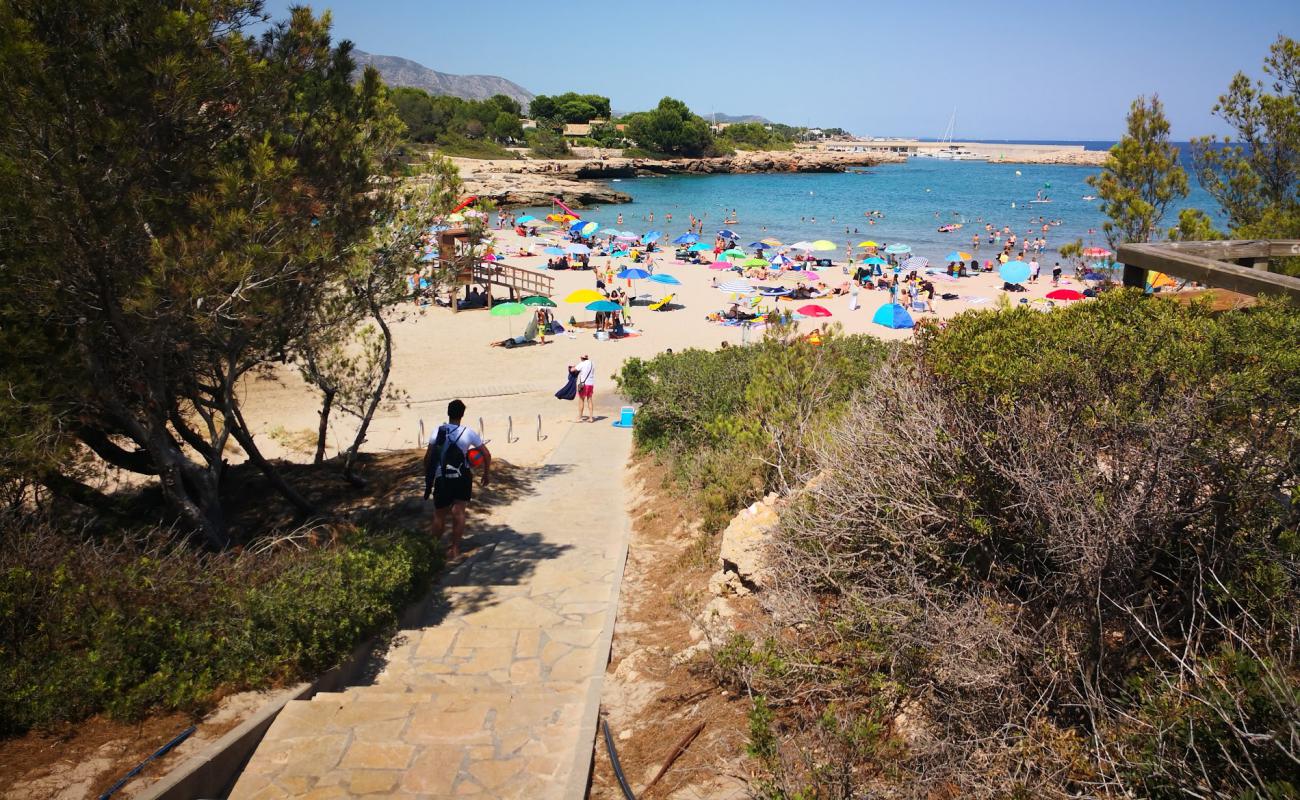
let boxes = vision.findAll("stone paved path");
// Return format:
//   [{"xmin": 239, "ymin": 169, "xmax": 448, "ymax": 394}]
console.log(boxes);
[{"xmin": 229, "ymin": 403, "xmax": 632, "ymax": 799}]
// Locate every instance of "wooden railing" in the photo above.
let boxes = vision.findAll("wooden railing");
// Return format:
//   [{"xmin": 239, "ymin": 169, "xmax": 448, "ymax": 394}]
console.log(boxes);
[
  {"xmin": 470, "ymin": 260, "xmax": 553, "ymax": 299},
  {"xmin": 1116, "ymin": 240, "xmax": 1300, "ymax": 302}
]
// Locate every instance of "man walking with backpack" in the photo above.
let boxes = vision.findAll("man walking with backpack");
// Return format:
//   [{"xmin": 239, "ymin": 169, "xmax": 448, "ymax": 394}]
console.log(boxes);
[{"xmin": 424, "ymin": 399, "xmax": 491, "ymax": 560}]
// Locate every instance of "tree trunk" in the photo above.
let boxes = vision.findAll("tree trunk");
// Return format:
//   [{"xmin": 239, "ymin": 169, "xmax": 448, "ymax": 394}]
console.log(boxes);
[
  {"xmin": 315, "ymin": 386, "xmax": 335, "ymax": 465},
  {"xmin": 39, "ymin": 470, "xmax": 127, "ymax": 518},
  {"xmin": 226, "ymin": 400, "xmax": 315, "ymax": 515},
  {"xmin": 341, "ymin": 306, "xmax": 393, "ymax": 482}
]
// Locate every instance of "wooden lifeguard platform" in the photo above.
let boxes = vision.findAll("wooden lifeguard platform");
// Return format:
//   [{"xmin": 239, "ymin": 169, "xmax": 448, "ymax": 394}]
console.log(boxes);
[{"xmin": 437, "ymin": 227, "xmax": 552, "ymax": 311}]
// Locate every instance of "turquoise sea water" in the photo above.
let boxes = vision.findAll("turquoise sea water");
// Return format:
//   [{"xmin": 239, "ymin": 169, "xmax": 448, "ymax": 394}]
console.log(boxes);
[{"xmin": 519, "ymin": 158, "xmax": 1227, "ymax": 270}]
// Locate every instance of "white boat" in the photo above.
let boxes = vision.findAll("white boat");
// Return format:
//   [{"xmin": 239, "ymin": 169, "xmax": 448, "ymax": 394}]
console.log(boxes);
[
  {"xmin": 1029, "ymin": 189, "xmax": 1052, "ymax": 204},
  {"xmin": 912, "ymin": 109, "xmax": 988, "ymax": 161},
  {"xmin": 1081, "ymin": 194, "xmax": 1096, "ymax": 200}
]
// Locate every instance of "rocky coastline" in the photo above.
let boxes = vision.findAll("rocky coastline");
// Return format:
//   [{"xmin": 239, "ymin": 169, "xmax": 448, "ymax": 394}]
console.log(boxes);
[{"xmin": 450, "ymin": 149, "xmax": 899, "ymax": 208}]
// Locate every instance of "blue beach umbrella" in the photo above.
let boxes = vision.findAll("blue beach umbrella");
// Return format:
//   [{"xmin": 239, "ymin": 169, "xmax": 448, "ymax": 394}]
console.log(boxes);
[
  {"xmin": 649, "ymin": 273, "xmax": 681, "ymax": 285},
  {"xmin": 872, "ymin": 303, "xmax": 914, "ymax": 329},
  {"xmin": 569, "ymin": 219, "xmax": 585, "ymax": 230},
  {"xmin": 516, "ymin": 215, "xmax": 536, "ymax": 223},
  {"xmin": 747, "ymin": 241, "xmax": 769, "ymax": 249},
  {"xmin": 586, "ymin": 300, "xmax": 622, "ymax": 312},
  {"xmin": 642, "ymin": 230, "xmax": 662, "ymax": 243},
  {"xmin": 672, "ymin": 233, "xmax": 699, "ymax": 245},
  {"xmin": 580, "ymin": 221, "xmax": 599, "ymax": 236},
  {"xmin": 617, "ymin": 268, "xmax": 651, "ymax": 280},
  {"xmin": 718, "ymin": 228, "xmax": 738, "ymax": 239},
  {"xmin": 884, "ymin": 243, "xmax": 911, "ymax": 255},
  {"xmin": 1000, "ymin": 260, "xmax": 1031, "ymax": 284},
  {"xmin": 687, "ymin": 242, "xmax": 712, "ymax": 252},
  {"xmin": 542, "ymin": 246, "xmax": 566, "ymax": 255},
  {"xmin": 567, "ymin": 243, "xmax": 592, "ymax": 255},
  {"xmin": 863, "ymin": 256, "xmax": 887, "ymax": 266}
]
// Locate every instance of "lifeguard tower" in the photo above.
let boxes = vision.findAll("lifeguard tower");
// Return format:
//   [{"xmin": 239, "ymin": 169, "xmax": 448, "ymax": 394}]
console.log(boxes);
[{"xmin": 437, "ymin": 228, "xmax": 553, "ymax": 312}]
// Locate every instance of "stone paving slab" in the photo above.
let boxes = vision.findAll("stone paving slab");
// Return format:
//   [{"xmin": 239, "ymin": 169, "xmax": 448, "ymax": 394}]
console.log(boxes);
[{"xmin": 229, "ymin": 402, "xmax": 631, "ymax": 799}]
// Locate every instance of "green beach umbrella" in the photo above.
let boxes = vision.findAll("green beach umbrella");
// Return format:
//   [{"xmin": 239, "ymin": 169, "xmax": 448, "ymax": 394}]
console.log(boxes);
[
  {"xmin": 720, "ymin": 248, "xmax": 747, "ymax": 260},
  {"xmin": 741, "ymin": 257, "xmax": 770, "ymax": 267},
  {"xmin": 489, "ymin": 300, "xmax": 528, "ymax": 336},
  {"xmin": 521, "ymin": 295, "xmax": 556, "ymax": 307}
]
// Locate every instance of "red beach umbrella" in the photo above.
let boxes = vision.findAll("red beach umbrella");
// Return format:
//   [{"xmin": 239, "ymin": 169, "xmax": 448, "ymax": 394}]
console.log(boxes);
[
  {"xmin": 1046, "ymin": 289, "xmax": 1085, "ymax": 301},
  {"xmin": 798, "ymin": 304, "xmax": 833, "ymax": 317},
  {"xmin": 1082, "ymin": 247, "xmax": 1112, "ymax": 258}
]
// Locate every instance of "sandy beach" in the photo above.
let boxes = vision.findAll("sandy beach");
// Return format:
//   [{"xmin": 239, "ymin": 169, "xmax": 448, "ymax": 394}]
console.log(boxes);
[{"xmin": 240, "ymin": 226, "xmax": 1098, "ymax": 469}]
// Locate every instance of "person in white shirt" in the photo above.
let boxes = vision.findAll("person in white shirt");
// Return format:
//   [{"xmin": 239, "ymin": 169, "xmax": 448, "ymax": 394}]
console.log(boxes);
[
  {"xmin": 1029, "ymin": 259, "xmax": 1041, "ymax": 283},
  {"xmin": 424, "ymin": 399, "xmax": 490, "ymax": 559},
  {"xmin": 574, "ymin": 355, "xmax": 595, "ymax": 422}
]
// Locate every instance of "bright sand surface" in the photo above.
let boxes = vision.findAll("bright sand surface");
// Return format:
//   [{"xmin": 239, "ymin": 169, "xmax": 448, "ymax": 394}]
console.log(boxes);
[{"xmin": 239, "ymin": 227, "xmax": 1094, "ymax": 467}]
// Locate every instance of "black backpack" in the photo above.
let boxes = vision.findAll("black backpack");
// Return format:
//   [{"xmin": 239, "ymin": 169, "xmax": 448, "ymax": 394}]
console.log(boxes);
[{"xmin": 432, "ymin": 424, "xmax": 469, "ymax": 481}]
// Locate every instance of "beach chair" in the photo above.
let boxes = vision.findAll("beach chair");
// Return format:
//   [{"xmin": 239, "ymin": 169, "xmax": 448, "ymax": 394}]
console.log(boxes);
[{"xmin": 648, "ymin": 293, "xmax": 675, "ymax": 311}]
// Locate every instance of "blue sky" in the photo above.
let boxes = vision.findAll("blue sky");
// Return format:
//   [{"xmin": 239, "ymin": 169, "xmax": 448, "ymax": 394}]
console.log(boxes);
[{"xmin": 263, "ymin": 0, "xmax": 1296, "ymax": 140}]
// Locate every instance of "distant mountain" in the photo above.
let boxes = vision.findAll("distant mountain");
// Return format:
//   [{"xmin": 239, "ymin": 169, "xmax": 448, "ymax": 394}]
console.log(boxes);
[
  {"xmin": 352, "ymin": 49, "xmax": 534, "ymax": 108},
  {"xmin": 706, "ymin": 113, "xmax": 773, "ymax": 124}
]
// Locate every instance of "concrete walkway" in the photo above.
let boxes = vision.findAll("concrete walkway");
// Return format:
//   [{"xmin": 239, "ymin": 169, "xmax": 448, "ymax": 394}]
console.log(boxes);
[{"xmin": 229, "ymin": 401, "xmax": 632, "ymax": 799}]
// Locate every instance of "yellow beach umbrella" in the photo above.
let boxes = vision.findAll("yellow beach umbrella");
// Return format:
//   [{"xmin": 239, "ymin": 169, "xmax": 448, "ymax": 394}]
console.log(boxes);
[
  {"xmin": 1148, "ymin": 271, "xmax": 1176, "ymax": 288},
  {"xmin": 811, "ymin": 240, "xmax": 836, "ymax": 251},
  {"xmin": 857, "ymin": 240, "xmax": 879, "ymax": 248},
  {"xmin": 565, "ymin": 289, "xmax": 605, "ymax": 304},
  {"xmin": 761, "ymin": 237, "xmax": 783, "ymax": 246}
]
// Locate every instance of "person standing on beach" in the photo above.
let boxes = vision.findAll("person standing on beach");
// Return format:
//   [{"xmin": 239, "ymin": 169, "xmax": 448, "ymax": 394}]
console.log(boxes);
[
  {"xmin": 425, "ymin": 399, "xmax": 490, "ymax": 561},
  {"xmin": 1029, "ymin": 259, "xmax": 1041, "ymax": 283},
  {"xmin": 574, "ymin": 355, "xmax": 596, "ymax": 422},
  {"xmin": 1052, "ymin": 263, "xmax": 1063, "ymax": 285}
]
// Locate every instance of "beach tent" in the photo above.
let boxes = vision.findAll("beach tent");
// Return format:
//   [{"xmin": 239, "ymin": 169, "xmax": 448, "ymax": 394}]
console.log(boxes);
[
  {"xmin": 872, "ymin": 303, "xmax": 914, "ymax": 329},
  {"xmin": 1147, "ymin": 271, "xmax": 1176, "ymax": 289}
]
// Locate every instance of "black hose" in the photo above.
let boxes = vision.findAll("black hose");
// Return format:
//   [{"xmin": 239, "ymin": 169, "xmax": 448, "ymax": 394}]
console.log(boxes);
[
  {"xmin": 99, "ymin": 725, "xmax": 196, "ymax": 800},
  {"xmin": 601, "ymin": 717, "xmax": 637, "ymax": 800}
]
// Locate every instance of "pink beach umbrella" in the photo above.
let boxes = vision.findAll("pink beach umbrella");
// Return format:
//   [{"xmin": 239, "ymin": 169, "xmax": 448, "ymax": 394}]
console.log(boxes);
[
  {"xmin": 798, "ymin": 304, "xmax": 833, "ymax": 318},
  {"xmin": 709, "ymin": 261, "xmax": 735, "ymax": 270}
]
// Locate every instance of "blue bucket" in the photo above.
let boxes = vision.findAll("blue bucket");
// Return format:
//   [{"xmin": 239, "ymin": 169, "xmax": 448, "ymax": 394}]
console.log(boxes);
[{"xmin": 613, "ymin": 406, "xmax": 635, "ymax": 428}]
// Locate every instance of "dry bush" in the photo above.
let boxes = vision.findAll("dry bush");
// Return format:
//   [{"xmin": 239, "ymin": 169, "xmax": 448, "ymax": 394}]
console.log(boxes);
[{"xmin": 736, "ymin": 352, "xmax": 1298, "ymax": 799}]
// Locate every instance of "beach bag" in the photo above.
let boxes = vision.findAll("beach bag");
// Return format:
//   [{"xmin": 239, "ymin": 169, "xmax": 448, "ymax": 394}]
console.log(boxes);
[{"xmin": 941, "ymin": 292, "xmax": 959, "ymax": 300}]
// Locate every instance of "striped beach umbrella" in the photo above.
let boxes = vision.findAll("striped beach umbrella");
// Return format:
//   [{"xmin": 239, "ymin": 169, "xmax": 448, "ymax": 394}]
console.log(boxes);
[{"xmin": 718, "ymin": 279, "xmax": 754, "ymax": 294}]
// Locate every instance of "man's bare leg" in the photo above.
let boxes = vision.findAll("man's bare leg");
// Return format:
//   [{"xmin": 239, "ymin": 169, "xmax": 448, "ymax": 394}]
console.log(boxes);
[
  {"xmin": 447, "ymin": 501, "xmax": 468, "ymax": 559},
  {"xmin": 433, "ymin": 506, "xmax": 449, "ymax": 551}
]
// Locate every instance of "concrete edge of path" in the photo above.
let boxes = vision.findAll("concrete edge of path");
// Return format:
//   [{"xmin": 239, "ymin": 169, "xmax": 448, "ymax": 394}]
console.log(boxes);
[
  {"xmin": 561, "ymin": 403, "xmax": 634, "ymax": 800},
  {"xmin": 135, "ymin": 562, "xmax": 460, "ymax": 800}
]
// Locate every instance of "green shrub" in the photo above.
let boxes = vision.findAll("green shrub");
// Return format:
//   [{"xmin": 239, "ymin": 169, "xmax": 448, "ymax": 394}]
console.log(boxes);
[
  {"xmin": 0, "ymin": 523, "xmax": 438, "ymax": 734},
  {"xmin": 433, "ymin": 133, "xmax": 519, "ymax": 160}
]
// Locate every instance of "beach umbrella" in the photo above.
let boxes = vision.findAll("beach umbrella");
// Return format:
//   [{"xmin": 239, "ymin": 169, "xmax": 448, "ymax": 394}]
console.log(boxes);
[
  {"xmin": 615, "ymin": 233, "xmax": 640, "ymax": 241},
  {"xmin": 1000, "ymin": 260, "xmax": 1031, "ymax": 284},
  {"xmin": 521, "ymin": 295, "xmax": 556, "ymax": 307},
  {"xmin": 810, "ymin": 240, "xmax": 836, "ymax": 251},
  {"xmin": 516, "ymin": 215, "xmax": 536, "ymax": 223},
  {"xmin": 718, "ymin": 228, "xmax": 738, "ymax": 239},
  {"xmin": 902, "ymin": 256, "xmax": 929, "ymax": 270},
  {"xmin": 672, "ymin": 233, "xmax": 699, "ymax": 245},
  {"xmin": 761, "ymin": 237, "xmax": 784, "ymax": 246},
  {"xmin": 531, "ymin": 220, "xmax": 555, "ymax": 229},
  {"xmin": 569, "ymin": 219, "xmax": 585, "ymax": 230},
  {"xmin": 884, "ymin": 243, "xmax": 911, "ymax": 255},
  {"xmin": 542, "ymin": 246, "xmax": 566, "ymax": 255},
  {"xmin": 1046, "ymin": 289, "xmax": 1085, "ymax": 301},
  {"xmin": 565, "ymin": 289, "xmax": 606, "ymax": 304},
  {"xmin": 642, "ymin": 230, "xmax": 662, "ymax": 243},
  {"xmin": 489, "ymin": 301, "xmax": 528, "ymax": 336},
  {"xmin": 1147, "ymin": 271, "xmax": 1176, "ymax": 289},
  {"xmin": 586, "ymin": 300, "xmax": 622, "ymax": 312},
  {"xmin": 945, "ymin": 251, "xmax": 973, "ymax": 262},
  {"xmin": 794, "ymin": 270, "xmax": 821, "ymax": 281},
  {"xmin": 741, "ymin": 257, "xmax": 770, "ymax": 267},
  {"xmin": 580, "ymin": 221, "xmax": 599, "ymax": 236},
  {"xmin": 1083, "ymin": 271, "xmax": 1107, "ymax": 281},
  {"xmin": 617, "ymin": 268, "xmax": 651, "ymax": 280},
  {"xmin": 1082, "ymin": 246, "xmax": 1112, "ymax": 258},
  {"xmin": 687, "ymin": 242, "xmax": 712, "ymax": 252},
  {"xmin": 650, "ymin": 273, "xmax": 681, "ymax": 285},
  {"xmin": 862, "ymin": 256, "xmax": 887, "ymax": 266},
  {"xmin": 747, "ymin": 241, "xmax": 768, "ymax": 250},
  {"xmin": 798, "ymin": 304, "xmax": 832, "ymax": 317},
  {"xmin": 769, "ymin": 253, "xmax": 794, "ymax": 267},
  {"xmin": 720, "ymin": 248, "xmax": 747, "ymax": 260},
  {"xmin": 789, "ymin": 241, "xmax": 814, "ymax": 251},
  {"xmin": 718, "ymin": 279, "xmax": 754, "ymax": 293},
  {"xmin": 420, "ymin": 251, "xmax": 437, "ymax": 262},
  {"xmin": 857, "ymin": 240, "xmax": 879, "ymax": 248},
  {"xmin": 709, "ymin": 261, "xmax": 736, "ymax": 270},
  {"xmin": 567, "ymin": 243, "xmax": 591, "ymax": 255},
  {"xmin": 872, "ymin": 303, "xmax": 914, "ymax": 329}
]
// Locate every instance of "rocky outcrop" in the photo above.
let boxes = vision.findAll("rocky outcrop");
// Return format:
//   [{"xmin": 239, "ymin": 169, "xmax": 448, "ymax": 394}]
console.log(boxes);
[
  {"xmin": 709, "ymin": 492, "xmax": 781, "ymax": 597},
  {"xmin": 445, "ymin": 166, "xmax": 631, "ymax": 209}
]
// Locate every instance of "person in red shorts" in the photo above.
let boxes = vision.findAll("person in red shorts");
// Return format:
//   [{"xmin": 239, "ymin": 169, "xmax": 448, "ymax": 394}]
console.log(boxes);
[{"xmin": 574, "ymin": 354, "xmax": 595, "ymax": 422}]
